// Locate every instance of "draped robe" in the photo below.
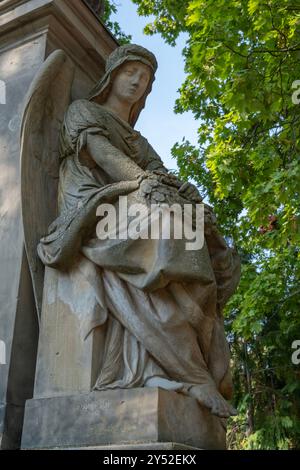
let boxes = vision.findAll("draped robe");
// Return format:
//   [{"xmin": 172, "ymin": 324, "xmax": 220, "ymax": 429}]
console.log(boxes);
[{"xmin": 38, "ymin": 99, "xmax": 240, "ymax": 397}]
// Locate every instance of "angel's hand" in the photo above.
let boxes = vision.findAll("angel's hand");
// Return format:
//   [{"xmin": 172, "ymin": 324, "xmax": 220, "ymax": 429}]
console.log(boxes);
[
  {"xmin": 137, "ymin": 170, "xmax": 181, "ymax": 189},
  {"xmin": 154, "ymin": 171, "xmax": 182, "ymax": 189},
  {"xmin": 178, "ymin": 181, "xmax": 203, "ymax": 203},
  {"xmin": 204, "ymin": 205, "xmax": 218, "ymax": 236},
  {"xmin": 136, "ymin": 171, "xmax": 150, "ymax": 184}
]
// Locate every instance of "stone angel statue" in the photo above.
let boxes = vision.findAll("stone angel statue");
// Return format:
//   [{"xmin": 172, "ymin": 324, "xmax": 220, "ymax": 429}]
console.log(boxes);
[{"xmin": 21, "ymin": 44, "xmax": 240, "ymax": 420}]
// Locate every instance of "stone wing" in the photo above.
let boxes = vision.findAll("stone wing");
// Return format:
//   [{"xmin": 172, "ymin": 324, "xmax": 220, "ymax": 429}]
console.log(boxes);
[{"xmin": 20, "ymin": 50, "xmax": 75, "ymax": 319}]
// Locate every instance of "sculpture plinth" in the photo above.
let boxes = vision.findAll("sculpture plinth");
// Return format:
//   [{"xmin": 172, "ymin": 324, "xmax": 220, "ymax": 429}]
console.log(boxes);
[{"xmin": 21, "ymin": 388, "xmax": 226, "ymax": 450}]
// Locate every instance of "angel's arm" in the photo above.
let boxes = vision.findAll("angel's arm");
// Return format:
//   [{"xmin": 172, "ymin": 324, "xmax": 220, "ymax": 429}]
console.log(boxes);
[
  {"xmin": 144, "ymin": 143, "xmax": 169, "ymax": 173},
  {"xmin": 144, "ymin": 142, "xmax": 202, "ymax": 202},
  {"xmin": 84, "ymin": 134, "xmax": 146, "ymax": 182},
  {"xmin": 85, "ymin": 133, "xmax": 202, "ymax": 202}
]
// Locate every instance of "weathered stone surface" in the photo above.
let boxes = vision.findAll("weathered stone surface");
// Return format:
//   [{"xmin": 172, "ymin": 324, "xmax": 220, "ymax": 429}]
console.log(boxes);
[
  {"xmin": 34, "ymin": 267, "xmax": 106, "ymax": 397},
  {"xmin": 21, "ymin": 388, "xmax": 226, "ymax": 450},
  {"xmin": 0, "ymin": 0, "xmax": 117, "ymax": 449},
  {"xmin": 59, "ymin": 443, "xmax": 200, "ymax": 450},
  {"xmin": 0, "ymin": 30, "xmax": 45, "ymax": 448}
]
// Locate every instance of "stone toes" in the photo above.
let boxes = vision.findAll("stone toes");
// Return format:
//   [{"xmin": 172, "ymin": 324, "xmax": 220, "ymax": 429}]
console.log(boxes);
[
  {"xmin": 229, "ymin": 405, "xmax": 238, "ymax": 416},
  {"xmin": 211, "ymin": 399, "xmax": 231, "ymax": 418},
  {"xmin": 214, "ymin": 405, "xmax": 230, "ymax": 418},
  {"xmin": 220, "ymin": 408, "xmax": 231, "ymax": 418},
  {"xmin": 205, "ymin": 396, "xmax": 214, "ymax": 410},
  {"xmin": 191, "ymin": 386, "xmax": 237, "ymax": 419},
  {"xmin": 215, "ymin": 408, "xmax": 230, "ymax": 418},
  {"xmin": 198, "ymin": 397, "xmax": 213, "ymax": 412}
]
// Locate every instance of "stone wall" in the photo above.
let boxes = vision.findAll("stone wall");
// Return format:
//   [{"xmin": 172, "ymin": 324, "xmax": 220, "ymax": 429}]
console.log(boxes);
[{"xmin": 0, "ymin": 0, "xmax": 117, "ymax": 448}]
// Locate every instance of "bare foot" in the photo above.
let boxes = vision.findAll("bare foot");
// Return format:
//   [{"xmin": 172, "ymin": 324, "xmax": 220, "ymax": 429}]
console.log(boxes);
[{"xmin": 188, "ymin": 383, "xmax": 237, "ymax": 418}]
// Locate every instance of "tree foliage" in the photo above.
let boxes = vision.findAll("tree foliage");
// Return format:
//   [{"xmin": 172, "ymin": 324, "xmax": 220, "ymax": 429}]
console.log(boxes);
[
  {"xmin": 95, "ymin": 0, "xmax": 132, "ymax": 44},
  {"xmin": 105, "ymin": 0, "xmax": 300, "ymax": 449}
]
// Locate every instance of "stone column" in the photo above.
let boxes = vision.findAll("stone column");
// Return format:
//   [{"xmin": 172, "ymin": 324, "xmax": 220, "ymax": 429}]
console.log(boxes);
[{"xmin": 0, "ymin": 0, "xmax": 117, "ymax": 449}]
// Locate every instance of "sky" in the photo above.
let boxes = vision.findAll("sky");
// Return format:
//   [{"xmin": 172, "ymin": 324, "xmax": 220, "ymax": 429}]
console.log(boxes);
[{"xmin": 111, "ymin": 1, "xmax": 199, "ymax": 171}]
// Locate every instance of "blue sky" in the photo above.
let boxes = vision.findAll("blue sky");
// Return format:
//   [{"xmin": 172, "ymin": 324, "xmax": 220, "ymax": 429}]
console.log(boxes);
[{"xmin": 112, "ymin": 1, "xmax": 199, "ymax": 171}]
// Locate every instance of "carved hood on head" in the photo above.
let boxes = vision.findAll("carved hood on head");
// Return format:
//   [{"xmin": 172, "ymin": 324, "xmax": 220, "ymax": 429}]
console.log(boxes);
[{"xmin": 88, "ymin": 44, "xmax": 158, "ymax": 127}]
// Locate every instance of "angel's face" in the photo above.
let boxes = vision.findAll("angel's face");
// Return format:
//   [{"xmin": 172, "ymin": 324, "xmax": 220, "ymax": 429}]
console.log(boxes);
[{"xmin": 109, "ymin": 61, "xmax": 152, "ymax": 105}]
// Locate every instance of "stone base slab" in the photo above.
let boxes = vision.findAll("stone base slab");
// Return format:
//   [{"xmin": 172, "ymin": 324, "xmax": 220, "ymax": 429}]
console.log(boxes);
[
  {"xmin": 21, "ymin": 388, "xmax": 226, "ymax": 450},
  {"xmin": 39, "ymin": 443, "xmax": 200, "ymax": 450}
]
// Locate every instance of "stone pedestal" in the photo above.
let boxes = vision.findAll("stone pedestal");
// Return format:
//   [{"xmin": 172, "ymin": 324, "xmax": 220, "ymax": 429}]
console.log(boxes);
[
  {"xmin": 32, "ymin": 267, "xmax": 107, "ymax": 399},
  {"xmin": 21, "ymin": 388, "xmax": 226, "ymax": 450},
  {"xmin": 0, "ymin": 0, "xmax": 117, "ymax": 449}
]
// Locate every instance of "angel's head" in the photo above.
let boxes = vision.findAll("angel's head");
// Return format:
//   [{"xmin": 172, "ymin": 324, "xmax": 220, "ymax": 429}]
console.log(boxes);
[{"xmin": 89, "ymin": 44, "xmax": 158, "ymax": 127}]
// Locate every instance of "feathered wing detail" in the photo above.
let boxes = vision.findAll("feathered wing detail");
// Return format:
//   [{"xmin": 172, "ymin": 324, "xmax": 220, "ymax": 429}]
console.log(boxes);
[{"xmin": 20, "ymin": 50, "xmax": 75, "ymax": 319}]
